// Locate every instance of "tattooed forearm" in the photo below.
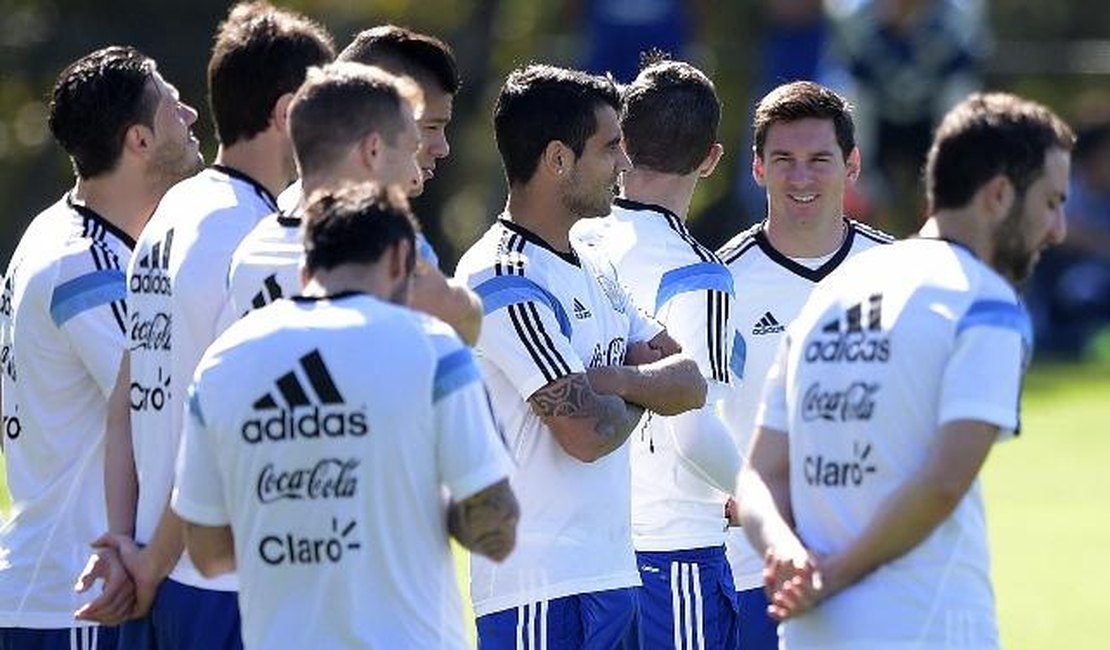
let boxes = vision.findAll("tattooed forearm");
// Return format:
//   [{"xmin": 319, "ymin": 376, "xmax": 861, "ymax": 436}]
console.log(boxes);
[
  {"xmin": 528, "ymin": 374, "xmax": 644, "ymax": 460},
  {"xmin": 448, "ymin": 479, "xmax": 519, "ymax": 562}
]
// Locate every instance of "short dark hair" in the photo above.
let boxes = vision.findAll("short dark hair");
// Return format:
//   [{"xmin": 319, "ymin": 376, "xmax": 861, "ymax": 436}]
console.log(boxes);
[
  {"xmin": 493, "ymin": 64, "xmax": 621, "ymax": 186},
  {"xmin": 289, "ymin": 63, "xmax": 417, "ymax": 177},
  {"xmin": 925, "ymin": 93, "xmax": 1075, "ymax": 212},
  {"xmin": 207, "ymin": 1, "xmax": 334, "ymax": 147},
  {"xmin": 338, "ymin": 25, "xmax": 459, "ymax": 95},
  {"xmin": 753, "ymin": 81, "xmax": 855, "ymax": 161},
  {"xmin": 303, "ymin": 182, "xmax": 418, "ymax": 274},
  {"xmin": 48, "ymin": 46, "xmax": 158, "ymax": 179},
  {"xmin": 622, "ymin": 58, "xmax": 719, "ymax": 175}
]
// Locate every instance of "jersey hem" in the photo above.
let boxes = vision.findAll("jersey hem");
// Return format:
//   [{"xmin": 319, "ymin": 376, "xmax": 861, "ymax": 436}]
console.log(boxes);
[{"xmin": 472, "ymin": 571, "xmax": 640, "ymax": 617}]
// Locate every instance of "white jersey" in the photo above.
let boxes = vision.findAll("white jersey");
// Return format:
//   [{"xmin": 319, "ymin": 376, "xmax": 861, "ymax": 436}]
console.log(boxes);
[
  {"xmin": 455, "ymin": 218, "xmax": 663, "ymax": 616},
  {"xmin": 228, "ymin": 207, "xmax": 443, "ymax": 320},
  {"xmin": 172, "ymin": 293, "xmax": 510, "ymax": 650},
  {"xmin": 573, "ymin": 198, "xmax": 733, "ymax": 551},
  {"xmin": 717, "ymin": 218, "xmax": 891, "ymax": 589},
  {"xmin": 0, "ymin": 194, "xmax": 131, "ymax": 627},
  {"xmin": 759, "ymin": 238, "xmax": 1025, "ymax": 649},
  {"xmin": 227, "ymin": 211, "xmax": 302, "ymax": 318},
  {"xmin": 129, "ymin": 165, "xmax": 276, "ymax": 590}
]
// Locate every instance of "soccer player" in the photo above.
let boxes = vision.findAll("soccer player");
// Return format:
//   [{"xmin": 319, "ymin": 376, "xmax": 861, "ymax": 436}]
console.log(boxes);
[
  {"xmin": 263, "ymin": 25, "xmax": 481, "ymax": 343},
  {"xmin": 83, "ymin": 3, "xmax": 334, "ymax": 648},
  {"xmin": 455, "ymin": 63, "xmax": 707, "ymax": 649},
  {"xmin": 572, "ymin": 59, "xmax": 741, "ymax": 648},
  {"xmin": 172, "ymin": 183, "xmax": 519, "ymax": 649},
  {"xmin": 737, "ymin": 93, "xmax": 1073, "ymax": 649},
  {"xmin": 227, "ymin": 62, "xmax": 423, "ymax": 317},
  {"xmin": 714, "ymin": 80, "xmax": 891, "ymax": 649},
  {"xmin": 0, "ymin": 46, "xmax": 201, "ymax": 649}
]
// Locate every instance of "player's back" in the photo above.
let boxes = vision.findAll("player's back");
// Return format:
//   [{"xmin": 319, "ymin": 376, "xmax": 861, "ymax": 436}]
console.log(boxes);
[
  {"xmin": 0, "ymin": 195, "xmax": 131, "ymax": 626},
  {"xmin": 179, "ymin": 294, "xmax": 485, "ymax": 649},
  {"xmin": 775, "ymin": 238, "xmax": 1023, "ymax": 648},
  {"xmin": 573, "ymin": 198, "xmax": 733, "ymax": 550},
  {"xmin": 129, "ymin": 165, "xmax": 276, "ymax": 589},
  {"xmin": 227, "ymin": 211, "xmax": 302, "ymax": 318}
]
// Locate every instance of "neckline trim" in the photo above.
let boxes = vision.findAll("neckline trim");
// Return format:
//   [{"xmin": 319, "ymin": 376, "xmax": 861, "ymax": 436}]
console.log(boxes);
[{"xmin": 65, "ymin": 192, "xmax": 137, "ymax": 249}]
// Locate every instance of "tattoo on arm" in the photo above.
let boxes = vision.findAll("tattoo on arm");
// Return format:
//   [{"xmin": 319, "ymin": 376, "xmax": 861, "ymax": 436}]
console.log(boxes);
[
  {"xmin": 448, "ymin": 479, "xmax": 519, "ymax": 562},
  {"xmin": 529, "ymin": 374, "xmax": 638, "ymax": 440},
  {"xmin": 528, "ymin": 374, "xmax": 644, "ymax": 458}
]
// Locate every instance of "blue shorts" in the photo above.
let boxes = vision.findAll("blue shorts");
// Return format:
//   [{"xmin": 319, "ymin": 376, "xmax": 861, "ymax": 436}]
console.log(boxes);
[
  {"xmin": 117, "ymin": 578, "xmax": 241, "ymax": 650},
  {"xmin": 736, "ymin": 587, "xmax": 778, "ymax": 650},
  {"xmin": 0, "ymin": 625, "xmax": 117, "ymax": 650},
  {"xmin": 477, "ymin": 587, "xmax": 637, "ymax": 650},
  {"xmin": 632, "ymin": 546, "xmax": 738, "ymax": 650}
]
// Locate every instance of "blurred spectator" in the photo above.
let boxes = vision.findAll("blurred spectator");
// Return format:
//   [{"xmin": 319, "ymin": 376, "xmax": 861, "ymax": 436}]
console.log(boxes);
[
  {"xmin": 575, "ymin": 0, "xmax": 695, "ymax": 82},
  {"xmin": 826, "ymin": 0, "xmax": 990, "ymax": 235},
  {"xmin": 1030, "ymin": 122, "xmax": 1110, "ymax": 358},
  {"xmin": 734, "ymin": 0, "xmax": 846, "ymax": 229}
]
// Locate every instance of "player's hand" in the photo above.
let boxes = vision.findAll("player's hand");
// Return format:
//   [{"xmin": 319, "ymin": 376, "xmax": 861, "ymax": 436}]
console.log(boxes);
[
  {"xmin": 91, "ymin": 532, "xmax": 162, "ymax": 619},
  {"xmin": 73, "ymin": 544, "xmax": 135, "ymax": 625},
  {"xmin": 623, "ymin": 341, "xmax": 663, "ymax": 366},
  {"xmin": 763, "ymin": 544, "xmax": 824, "ymax": 620},
  {"xmin": 724, "ymin": 497, "xmax": 742, "ymax": 527}
]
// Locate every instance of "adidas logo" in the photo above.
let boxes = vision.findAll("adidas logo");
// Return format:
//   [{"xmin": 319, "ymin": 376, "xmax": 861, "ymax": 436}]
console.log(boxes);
[
  {"xmin": 249, "ymin": 273, "xmax": 285, "ymax": 313},
  {"xmin": 573, "ymin": 298, "xmax": 592, "ymax": 320},
  {"xmin": 242, "ymin": 349, "xmax": 367, "ymax": 444},
  {"xmin": 131, "ymin": 229, "xmax": 174, "ymax": 295},
  {"xmin": 136, "ymin": 229, "xmax": 174, "ymax": 271},
  {"xmin": 805, "ymin": 293, "xmax": 890, "ymax": 364},
  {"xmin": 752, "ymin": 311, "xmax": 785, "ymax": 336}
]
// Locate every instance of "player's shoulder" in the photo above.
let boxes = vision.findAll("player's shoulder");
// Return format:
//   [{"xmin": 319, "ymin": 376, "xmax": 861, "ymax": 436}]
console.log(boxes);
[
  {"xmin": 717, "ymin": 221, "xmax": 764, "ymax": 266},
  {"xmin": 456, "ymin": 220, "xmax": 546, "ymax": 285},
  {"xmin": 156, "ymin": 166, "xmax": 276, "ymax": 228},
  {"xmin": 51, "ymin": 202, "xmax": 131, "ymax": 282},
  {"xmin": 615, "ymin": 198, "xmax": 720, "ymax": 264},
  {"xmin": 847, "ymin": 219, "xmax": 896, "ymax": 247}
]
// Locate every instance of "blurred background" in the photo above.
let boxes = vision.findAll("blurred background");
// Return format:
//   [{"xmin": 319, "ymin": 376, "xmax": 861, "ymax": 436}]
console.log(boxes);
[{"xmin": 1, "ymin": 0, "xmax": 1108, "ymax": 356}]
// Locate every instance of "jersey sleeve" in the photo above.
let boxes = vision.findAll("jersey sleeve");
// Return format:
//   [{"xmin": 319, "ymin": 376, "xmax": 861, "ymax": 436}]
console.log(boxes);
[
  {"xmin": 50, "ymin": 258, "xmax": 128, "ymax": 398},
  {"xmin": 754, "ymin": 333, "xmax": 791, "ymax": 436},
  {"xmin": 171, "ymin": 382, "xmax": 230, "ymax": 526},
  {"xmin": 938, "ymin": 299, "xmax": 1030, "ymax": 438},
  {"xmin": 654, "ymin": 261, "xmax": 735, "ymax": 384},
  {"xmin": 472, "ymin": 274, "xmax": 586, "ymax": 400},
  {"xmin": 430, "ymin": 334, "xmax": 513, "ymax": 501}
]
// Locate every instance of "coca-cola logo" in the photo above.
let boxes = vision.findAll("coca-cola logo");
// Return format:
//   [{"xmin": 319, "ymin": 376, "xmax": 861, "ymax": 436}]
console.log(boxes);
[
  {"xmin": 256, "ymin": 457, "xmax": 359, "ymax": 504},
  {"xmin": 130, "ymin": 312, "xmax": 171, "ymax": 351},
  {"xmin": 801, "ymin": 381, "xmax": 879, "ymax": 422}
]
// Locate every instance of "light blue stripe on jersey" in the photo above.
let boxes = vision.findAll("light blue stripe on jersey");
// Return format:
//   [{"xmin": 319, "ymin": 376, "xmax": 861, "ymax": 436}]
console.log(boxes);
[
  {"xmin": 473, "ymin": 275, "xmax": 572, "ymax": 338},
  {"xmin": 957, "ymin": 299, "xmax": 1033, "ymax": 346},
  {"xmin": 433, "ymin": 347, "xmax": 481, "ymax": 402},
  {"xmin": 49, "ymin": 269, "xmax": 125, "ymax": 326},
  {"xmin": 187, "ymin": 385, "xmax": 206, "ymax": 427},
  {"xmin": 655, "ymin": 262, "xmax": 734, "ymax": 314},
  {"xmin": 416, "ymin": 233, "xmax": 440, "ymax": 270},
  {"xmin": 730, "ymin": 331, "xmax": 747, "ymax": 381}
]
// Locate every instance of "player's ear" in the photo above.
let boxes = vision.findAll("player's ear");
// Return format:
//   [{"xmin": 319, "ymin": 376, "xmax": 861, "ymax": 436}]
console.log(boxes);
[
  {"xmin": 359, "ymin": 132, "xmax": 384, "ymax": 171},
  {"xmin": 123, "ymin": 122, "xmax": 154, "ymax": 157},
  {"xmin": 752, "ymin": 148, "xmax": 767, "ymax": 187},
  {"xmin": 271, "ymin": 92, "xmax": 295, "ymax": 134},
  {"xmin": 542, "ymin": 141, "xmax": 571, "ymax": 179},
  {"xmin": 846, "ymin": 147, "xmax": 862, "ymax": 184},
  {"xmin": 979, "ymin": 174, "xmax": 1016, "ymax": 225},
  {"xmin": 698, "ymin": 143, "xmax": 724, "ymax": 178}
]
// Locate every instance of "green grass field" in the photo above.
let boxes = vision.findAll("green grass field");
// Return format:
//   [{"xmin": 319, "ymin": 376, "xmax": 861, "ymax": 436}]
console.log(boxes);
[{"xmin": 2, "ymin": 361, "xmax": 1107, "ymax": 646}]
